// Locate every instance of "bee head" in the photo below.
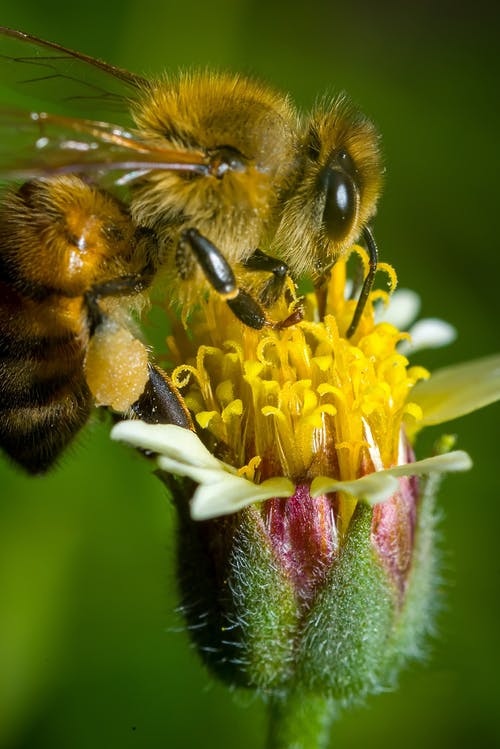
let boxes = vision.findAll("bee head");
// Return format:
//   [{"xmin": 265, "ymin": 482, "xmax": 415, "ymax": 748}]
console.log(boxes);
[{"xmin": 273, "ymin": 95, "xmax": 383, "ymax": 279}]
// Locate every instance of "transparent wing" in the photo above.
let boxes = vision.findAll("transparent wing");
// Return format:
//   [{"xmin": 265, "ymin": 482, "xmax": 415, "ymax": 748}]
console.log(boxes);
[
  {"xmin": 0, "ymin": 27, "xmax": 145, "ymax": 120},
  {"xmin": 0, "ymin": 110, "xmax": 209, "ymax": 183},
  {"xmin": 0, "ymin": 32, "xmax": 213, "ymax": 186}
]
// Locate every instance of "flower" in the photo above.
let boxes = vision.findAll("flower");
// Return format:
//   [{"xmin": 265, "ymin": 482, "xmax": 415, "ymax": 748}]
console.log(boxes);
[
  {"xmin": 112, "ymin": 246, "xmax": 500, "ymax": 703},
  {"xmin": 374, "ymin": 286, "xmax": 457, "ymax": 355}
]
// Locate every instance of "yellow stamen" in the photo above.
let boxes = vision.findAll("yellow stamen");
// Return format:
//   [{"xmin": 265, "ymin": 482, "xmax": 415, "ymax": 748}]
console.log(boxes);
[{"xmin": 166, "ymin": 248, "xmax": 428, "ymax": 510}]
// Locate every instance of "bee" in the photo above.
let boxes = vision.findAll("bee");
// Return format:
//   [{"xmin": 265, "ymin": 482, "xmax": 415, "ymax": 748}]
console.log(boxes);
[
  {"xmin": 0, "ymin": 173, "xmax": 193, "ymax": 474},
  {"xmin": 0, "ymin": 27, "xmax": 383, "ymax": 473}
]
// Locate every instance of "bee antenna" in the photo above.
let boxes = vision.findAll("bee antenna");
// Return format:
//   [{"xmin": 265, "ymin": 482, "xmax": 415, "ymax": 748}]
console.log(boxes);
[{"xmin": 346, "ymin": 225, "xmax": 378, "ymax": 338}]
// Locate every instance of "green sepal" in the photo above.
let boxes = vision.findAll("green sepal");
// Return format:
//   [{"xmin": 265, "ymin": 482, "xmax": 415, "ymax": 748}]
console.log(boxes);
[
  {"xmin": 226, "ymin": 505, "xmax": 299, "ymax": 690},
  {"xmin": 298, "ymin": 503, "xmax": 394, "ymax": 701},
  {"xmin": 381, "ymin": 470, "xmax": 441, "ymax": 682},
  {"xmin": 168, "ymin": 476, "xmax": 299, "ymax": 690}
]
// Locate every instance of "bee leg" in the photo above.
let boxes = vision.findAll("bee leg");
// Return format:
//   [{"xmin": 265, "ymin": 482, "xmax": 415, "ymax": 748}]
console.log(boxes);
[
  {"xmin": 346, "ymin": 226, "xmax": 378, "ymax": 338},
  {"xmin": 242, "ymin": 249, "xmax": 288, "ymax": 306},
  {"xmin": 179, "ymin": 228, "xmax": 268, "ymax": 329},
  {"xmin": 273, "ymin": 305, "xmax": 304, "ymax": 329},
  {"xmin": 89, "ymin": 266, "xmax": 155, "ymax": 299},
  {"xmin": 132, "ymin": 363, "xmax": 193, "ymax": 430},
  {"xmin": 242, "ymin": 250, "xmax": 304, "ymax": 328},
  {"xmin": 112, "ymin": 365, "xmax": 194, "ymax": 463},
  {"xmin": 87, "ymin": 226, "xmax": 158, "ymax": 310},
  {"xmin": 84, "ymin": 258, "xmax": 157, "ymax": 334}
]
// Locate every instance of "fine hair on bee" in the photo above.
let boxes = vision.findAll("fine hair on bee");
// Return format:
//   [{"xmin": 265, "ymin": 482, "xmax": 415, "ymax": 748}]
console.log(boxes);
[
  {"xmin": 0, "ymin": 27, "xmax": 384, "ymax": 472},
  {"xmin": 0, "ymin": 176, "xmax": 192, "ymax": 474}
]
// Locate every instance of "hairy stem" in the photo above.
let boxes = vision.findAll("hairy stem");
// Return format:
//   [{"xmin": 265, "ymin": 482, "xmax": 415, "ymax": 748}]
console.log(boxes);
[{"xmin": 266, "ymin": 691, "xmax": 337, "ymax": 749}]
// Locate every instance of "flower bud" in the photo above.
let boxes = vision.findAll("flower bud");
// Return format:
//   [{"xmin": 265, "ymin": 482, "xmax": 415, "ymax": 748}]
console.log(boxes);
[{"xmin": 166, "ymin": 453, "xmax": 437, "ymax": 700}]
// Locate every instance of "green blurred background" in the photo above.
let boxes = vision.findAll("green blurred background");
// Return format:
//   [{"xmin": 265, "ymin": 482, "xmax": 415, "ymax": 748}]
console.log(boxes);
[{"xmin": 0, "ymin": 1, "xmax": 499, "ymax": 747}]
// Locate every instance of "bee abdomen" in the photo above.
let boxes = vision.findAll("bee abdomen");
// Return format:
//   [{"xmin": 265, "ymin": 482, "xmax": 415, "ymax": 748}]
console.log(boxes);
[
  {"xmin": 0, "ymin": 362, "xmax": 92, "ymax": 474},
  {"xmin": 0, "ymin": 285, "xmax": 92, "ymax": 473}
]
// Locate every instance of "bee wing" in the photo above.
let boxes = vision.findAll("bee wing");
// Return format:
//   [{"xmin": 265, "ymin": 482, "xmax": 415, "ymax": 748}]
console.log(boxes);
[
  {"xmin": 0, "ymin": 110, "xmax": 209, "ymax": 182},
  {"xmin": 0, "ymin": 27, "xmax": 145, "ymax": 120},
  {"xmin": 0, "ymin": 30, "xmax": 211, "ymax": 183}
]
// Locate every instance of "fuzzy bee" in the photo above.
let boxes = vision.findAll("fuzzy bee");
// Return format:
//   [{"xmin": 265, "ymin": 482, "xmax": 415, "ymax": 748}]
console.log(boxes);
[{"xmin": 0, "ymin": 27, "xmax": 382, "ymax": 473}]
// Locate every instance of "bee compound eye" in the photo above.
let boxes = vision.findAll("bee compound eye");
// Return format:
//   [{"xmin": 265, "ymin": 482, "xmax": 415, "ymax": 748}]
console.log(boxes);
[
  {"xmin": 209, "ymin": 145, "xmax": 247, "ymax": 177},
  {"xmin": 320, "ymin": 167, "xmax": 357, "ymax": 242}
]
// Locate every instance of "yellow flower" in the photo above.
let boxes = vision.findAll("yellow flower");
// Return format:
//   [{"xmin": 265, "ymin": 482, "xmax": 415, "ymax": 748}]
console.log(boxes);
[
  {"xmin": 111, "ymin": 246, "xmax": 500, "ymax": 700},
  {"xmin": 113, "ymin": 247, "xmax": 483, "ymax": 529}
]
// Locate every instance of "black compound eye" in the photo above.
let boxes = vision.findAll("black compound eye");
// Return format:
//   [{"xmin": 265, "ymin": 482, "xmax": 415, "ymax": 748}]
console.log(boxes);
[
  {"xmin": 208, "ymin": 145, "xmax": 247, "ymax": 178},
  {"xmin": 320, "ymin": 167, "xmax": 357, "ymax": 242}
]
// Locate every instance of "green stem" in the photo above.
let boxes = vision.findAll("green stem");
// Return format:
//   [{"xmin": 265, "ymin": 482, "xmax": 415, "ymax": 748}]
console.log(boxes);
[{"xmin": 266, "ymin": 691, "xmax": 337, "ymax": 749}]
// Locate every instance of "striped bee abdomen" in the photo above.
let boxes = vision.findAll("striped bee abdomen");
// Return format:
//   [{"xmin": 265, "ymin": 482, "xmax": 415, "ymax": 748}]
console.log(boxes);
[{"xmin": 0, "ymin": 281, "xmax": 92, "ymax": 473}]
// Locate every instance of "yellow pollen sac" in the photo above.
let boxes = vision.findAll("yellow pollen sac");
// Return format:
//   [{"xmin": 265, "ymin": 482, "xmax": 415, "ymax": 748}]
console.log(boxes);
[{"xmin": 167, "ymin": 248, "xmax": 428, "ymax": 485}]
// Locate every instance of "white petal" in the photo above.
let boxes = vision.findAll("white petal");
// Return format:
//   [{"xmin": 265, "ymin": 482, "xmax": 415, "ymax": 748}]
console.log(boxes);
[
  {"xmin": 399, "ymin": 318, "xmax": 457, "ymax": 355},
  {"xmin": 383, "ymin": 450, "xmax": 472, "ymax": 478},
  {"xmin": 311, "ymin": 472, "xmax": 400, "ymax": 505},
  {"xmin": 344, "ymin": 278, "xmax": 354, "ymax": 299},
  {"xmin": 111, "ymin": 421, "xmax": 223, "ymax": 470},
  {"xmin": 410, "ymin": 354, "xmax": 500, "ymax": 426},
  {"xmin": 156, "ymin": 456, "xmax": 226, "ymax": 486},
  {"xmin": 191, "ymin": 476, "xmax": 295, "ymax": 520},
  {"xmin": 375, "ymin": 288, "xmax": 421, "ymax": 328},
  {"xmin": 111, "ymin": 420, "xmax": 295, "ymax": 521},
  {"xmin": 310, "ymin": 450, "xmax": 472, "ymax": 506}
]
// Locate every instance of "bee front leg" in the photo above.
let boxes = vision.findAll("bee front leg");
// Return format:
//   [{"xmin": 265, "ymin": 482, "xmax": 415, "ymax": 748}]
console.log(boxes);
[
  {"xmin": 242, "ymin": 249, "xmax": 289, "ymax": 306},
  {"xmin": 178, "ymin": 228, "xmax": 269, "ymax": 330},
  {"xmin": 242, "ymin": 249, "xmax": 304, "ymax": 327},
  {"xmin": 345, "ymin": 225, "xmax": 378, "ymax": 338}
]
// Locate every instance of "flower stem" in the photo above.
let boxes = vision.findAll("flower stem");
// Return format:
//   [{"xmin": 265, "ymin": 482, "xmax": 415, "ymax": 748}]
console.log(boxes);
[{"xmin": 266, "ymin": 691, "xmax": 337, "ymax": 749}]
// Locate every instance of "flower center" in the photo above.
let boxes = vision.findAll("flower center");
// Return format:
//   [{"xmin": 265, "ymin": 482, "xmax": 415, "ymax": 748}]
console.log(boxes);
[{"xmin": 167, "ymin": 248, "xmax": 428, "ymax": 534}]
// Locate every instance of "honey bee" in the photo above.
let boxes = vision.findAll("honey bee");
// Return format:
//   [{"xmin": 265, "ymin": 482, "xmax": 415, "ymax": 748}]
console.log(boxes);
[
  {"xmin": 0, "ymin": 27, "xmax": 383, "ymax": 473},
  {"xmin": 0, "ymin": 173, "xmax": 192, "ymax": 473}
]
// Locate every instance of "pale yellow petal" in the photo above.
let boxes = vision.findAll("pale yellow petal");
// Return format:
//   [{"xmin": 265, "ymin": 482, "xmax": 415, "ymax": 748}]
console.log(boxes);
[
  {"xmin": 191, "ymin": 476, "xmax": 295, "ymax": 520},
  {"xmin": 310, "ymin": 473, "xmax": 399, "ymax": 505},
  {"xmin": 311, "ymin": 450, "xmax": 472, "ymax": 506},
  {"xmin": 156, "ymin": 456, "xmax": 228, "ymax": 485},
  {"xmin": 111, "ymin": 421, "xmax": 222, "ymax": 470},
  {"xmin": 410, "ymin": 354, "xmax": 500, "ymax": 425}
]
